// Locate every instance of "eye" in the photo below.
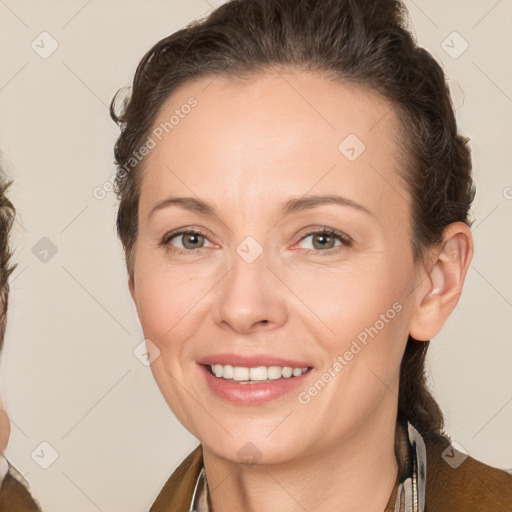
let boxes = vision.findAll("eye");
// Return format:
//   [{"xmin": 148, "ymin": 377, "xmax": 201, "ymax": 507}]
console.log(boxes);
[
  {"xmin": 160, "ymin": 227, "xmax": 351, "ymax": 256},
  {"xmin": 161, "ymin": 229, "xmax": 214, "ymax": 253},
  {"xmin": 296, "ymin": 228, "xmax": 351, "ymax": 254}
]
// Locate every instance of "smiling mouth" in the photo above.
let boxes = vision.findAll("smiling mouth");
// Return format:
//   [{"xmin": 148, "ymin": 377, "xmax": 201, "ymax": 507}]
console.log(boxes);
[{"xmin": 203, "ymin": 363, "xmax": 312, "ymax": 383}]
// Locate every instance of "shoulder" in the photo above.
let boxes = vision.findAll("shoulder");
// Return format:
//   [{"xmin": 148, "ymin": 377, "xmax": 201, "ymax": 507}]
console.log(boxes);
[
  {"xmin": 0, "ymin": 457, "xmax": 42, "ymax": 512},
  {"xmin": 425, "ymin": 437, "xmax": 512, "ymax": 512},
  {"xmin": 149, "ymin": 444, "xmax": 203, "ymax": 512}
]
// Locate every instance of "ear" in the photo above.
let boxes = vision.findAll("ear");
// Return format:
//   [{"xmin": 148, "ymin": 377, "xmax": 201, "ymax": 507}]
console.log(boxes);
[{"xmin": 409, "ymin": 222, "xmax": 474, "ymax": 342}]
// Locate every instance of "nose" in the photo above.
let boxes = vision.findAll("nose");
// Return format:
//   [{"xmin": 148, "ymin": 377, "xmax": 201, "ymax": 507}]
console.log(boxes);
[{"xmin": 212, "ymin": 246, "xmax": 288, "ymax": 335}]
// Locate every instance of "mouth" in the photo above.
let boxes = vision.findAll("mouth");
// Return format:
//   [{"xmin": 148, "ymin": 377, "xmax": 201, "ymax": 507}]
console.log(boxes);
[
  {"xmin": 198, "ymin": 362, "xmax": 314, "ymax": 404},
  {"xmin": 202, "ymin": 363, "xmax": 313, "ymax": 384}
]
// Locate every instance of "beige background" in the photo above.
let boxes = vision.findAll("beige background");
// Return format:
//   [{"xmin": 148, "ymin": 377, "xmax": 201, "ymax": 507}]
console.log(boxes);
[{"xmin": 0, "ymin": 0, "xmax": 511, "ymax": 510}]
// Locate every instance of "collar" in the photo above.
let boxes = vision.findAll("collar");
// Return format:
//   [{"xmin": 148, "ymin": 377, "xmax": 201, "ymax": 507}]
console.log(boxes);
[
  {"xmin": 0, "ymin": 454, "xmax": 33, "ymax": 492},
  {"xmin": 0, "ymin": 454, "xmax": 8, "ymax": 488},
  {"xmin": 189, "ymin": 420, "xmax": 426, "ymax": 512},
  {"xmin": 393, "ymin": 421, "xmax": 426, "ymax": 512},
  {"xmin": 190, "ymin": 464, "xmax": 209, "ymax": 512}
]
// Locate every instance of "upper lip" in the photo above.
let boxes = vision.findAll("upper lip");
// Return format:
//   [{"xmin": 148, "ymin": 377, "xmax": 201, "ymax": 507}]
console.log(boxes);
[{"xmin": 197, "ymin": 353, "xmax": 312, "ymax": 368}]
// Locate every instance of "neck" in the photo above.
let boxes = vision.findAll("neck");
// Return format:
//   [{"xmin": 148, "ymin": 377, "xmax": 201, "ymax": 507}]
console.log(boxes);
[{"xmin": 202, "ymin": 411, "xmax": 401, "ymax": 512}]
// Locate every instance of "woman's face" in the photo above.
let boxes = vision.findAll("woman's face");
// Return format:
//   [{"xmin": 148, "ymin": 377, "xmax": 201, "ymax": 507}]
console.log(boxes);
[{"xmin": 129, "ymin": 70, "xmax": 427, "ymax": 463}]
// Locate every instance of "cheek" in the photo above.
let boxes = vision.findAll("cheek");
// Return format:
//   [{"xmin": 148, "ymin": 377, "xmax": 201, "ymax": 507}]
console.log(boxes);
[
  {"xmin": 284, "ymin": 261, "xmax": 412, "ymax": 368},
  {"xmin": 286, "ymin": 260, "xmax": 402, "ymax": 327},
  {"xmin": 133, "ymin": 261, "xmax": 214, "ymax": 348}
]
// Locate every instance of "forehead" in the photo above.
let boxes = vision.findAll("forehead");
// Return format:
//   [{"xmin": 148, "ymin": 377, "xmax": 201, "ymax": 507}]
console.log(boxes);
[{"xmin": 139, "ymin": 69, "xmax": 410, "ymax": 224}]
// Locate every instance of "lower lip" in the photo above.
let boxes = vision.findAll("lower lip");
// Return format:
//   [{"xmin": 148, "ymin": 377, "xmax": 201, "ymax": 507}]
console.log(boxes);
[{"xmin": 198, "ymin": 364, "xmax": 314, "ymax": 405}]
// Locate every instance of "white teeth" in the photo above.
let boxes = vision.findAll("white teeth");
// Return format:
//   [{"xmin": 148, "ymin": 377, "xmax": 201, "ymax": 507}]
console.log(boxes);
[
  {"xmin": 267, "ymin": 366, "xmax": 283, "ymax": 379},
  {"xmin": 249, "ymin": 366, "xmax": 267, "ymax": 380},
  {"xmin": 281, "ymin": 366, "xmax": 293, "ymax": 378},
  {"xmin": 232, "ymin": 367, "xmax": 249, "ymax": 381},
  {"xmin": 222, "ymin": 365, "xmax": 233, "ymax": 379},
  {"xmin": 209, "ymin": 364, "xmax": 309, "ymax": 381}
]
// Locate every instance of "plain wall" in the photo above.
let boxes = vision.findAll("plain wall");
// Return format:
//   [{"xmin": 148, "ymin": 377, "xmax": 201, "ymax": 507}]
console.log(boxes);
[{"xmin": 0, "ymin": 0, "xmax": 511, "ymax": 510}]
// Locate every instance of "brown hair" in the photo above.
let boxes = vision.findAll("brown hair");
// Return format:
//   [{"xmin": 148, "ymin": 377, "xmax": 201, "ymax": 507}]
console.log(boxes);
[
  {"xmin": 0, "ymin": 172, "xmax": 17, "ymax": 353},
  {"xmin": 111, "ymin": 0, "xmax": 475, "ymax": 444}
]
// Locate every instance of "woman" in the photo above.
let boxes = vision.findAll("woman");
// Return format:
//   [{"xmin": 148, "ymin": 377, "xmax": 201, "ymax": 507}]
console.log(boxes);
[
  {"xmin": 110, "ymin": 0, "xmax": 512, "ymax": 510},
  {"xmin": 0, "ymin": 174, "xmax": 42, "ymax": 511}
]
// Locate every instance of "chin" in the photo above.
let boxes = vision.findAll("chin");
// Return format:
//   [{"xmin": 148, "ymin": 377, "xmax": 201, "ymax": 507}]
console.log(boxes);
[{"xmin": 207, "ymin": 440, "xmax": 294, "ymax": 466}]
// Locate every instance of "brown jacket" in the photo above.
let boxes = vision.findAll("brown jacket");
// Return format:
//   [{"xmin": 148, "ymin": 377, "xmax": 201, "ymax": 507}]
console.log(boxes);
[
  {"xmin": 149, "ymin": 435, "xmax": 512, "ymax": 511},
  {"xmin": 0, "ymin": 469, "xmax": 42, "ymax": 512}
]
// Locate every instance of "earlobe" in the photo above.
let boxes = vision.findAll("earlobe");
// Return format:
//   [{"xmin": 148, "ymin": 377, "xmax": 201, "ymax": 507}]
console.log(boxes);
[{"xmin": 409, "ymin": 222, "xmax": 474, "ymax": 342}]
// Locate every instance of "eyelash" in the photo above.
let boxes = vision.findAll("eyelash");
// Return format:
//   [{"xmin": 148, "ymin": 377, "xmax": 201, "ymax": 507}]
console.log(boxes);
[{"xmin": 160, "ymin": 227, "xmax": 352, "ymax": 256}]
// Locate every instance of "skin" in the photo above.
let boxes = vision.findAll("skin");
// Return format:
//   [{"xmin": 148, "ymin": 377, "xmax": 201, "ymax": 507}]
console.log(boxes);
[
  {"xmin": 0, "ymin": 405, "xmax": 9, "ymax": 454},
  {"xmin": 128, "ymin": 69, "xmax": 473, "ymax": 512}
]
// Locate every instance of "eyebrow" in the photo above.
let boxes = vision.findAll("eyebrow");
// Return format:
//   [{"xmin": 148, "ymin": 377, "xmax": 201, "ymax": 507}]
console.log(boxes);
[
  {"xmin": 148, "ymin": 194, "xmax": 375, "ymax": 219},
  {"xmin": 282, "ymin": 194, "xmax": 375, "ymax": 218}
]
